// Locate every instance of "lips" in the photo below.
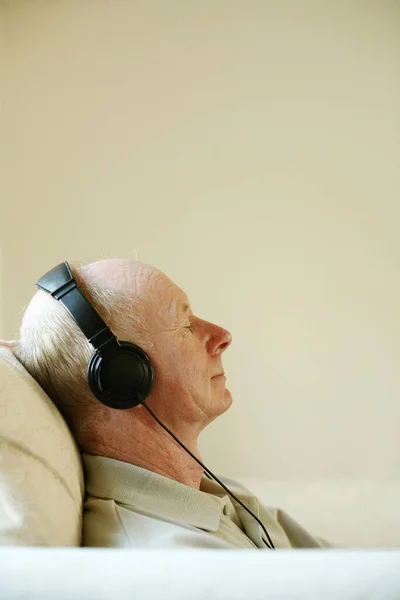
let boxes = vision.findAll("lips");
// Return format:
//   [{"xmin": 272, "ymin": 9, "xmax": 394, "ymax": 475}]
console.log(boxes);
[{"xmin": 212, "ymin": 373, "xmax": 225, "ymax": 378}]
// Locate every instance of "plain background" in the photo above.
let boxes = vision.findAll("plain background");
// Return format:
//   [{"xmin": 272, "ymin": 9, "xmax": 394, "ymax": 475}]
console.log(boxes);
[{"xmin": 1, "ymin": 0, "xmax": 399, "ymax": 546}]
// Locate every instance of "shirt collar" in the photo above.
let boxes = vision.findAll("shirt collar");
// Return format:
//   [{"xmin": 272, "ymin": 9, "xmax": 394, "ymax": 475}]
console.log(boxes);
[{"xmin": 82, "ymin": 453, "xmax": 231, "ymax": 532}]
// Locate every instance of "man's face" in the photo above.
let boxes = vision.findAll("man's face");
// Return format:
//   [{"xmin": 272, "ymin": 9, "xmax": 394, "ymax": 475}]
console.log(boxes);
[{"xmin": 142, "ymin": 269, "xmax": 233, "ymax": 429}]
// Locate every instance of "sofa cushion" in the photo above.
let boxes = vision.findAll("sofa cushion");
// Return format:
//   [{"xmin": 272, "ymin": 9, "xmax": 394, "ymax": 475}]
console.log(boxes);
[{"xmin": 0, "ymin": 342, "xmax": 84, "ymax": 546}]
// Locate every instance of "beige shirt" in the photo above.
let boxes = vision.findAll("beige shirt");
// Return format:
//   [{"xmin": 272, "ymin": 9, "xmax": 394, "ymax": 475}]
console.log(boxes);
[{"xmin": 82, "ymin": 454, "xmax": 333, "ymax": 550}]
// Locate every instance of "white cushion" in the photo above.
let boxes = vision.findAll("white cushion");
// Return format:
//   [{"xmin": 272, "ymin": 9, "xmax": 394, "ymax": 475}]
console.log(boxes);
[
  {"xmin": 0, "ymin": 342, "xmax": 84, "ymax": 546},
  {"xmin": 1, "ymin": 547, "xmax": 400, "ymax": 600}
]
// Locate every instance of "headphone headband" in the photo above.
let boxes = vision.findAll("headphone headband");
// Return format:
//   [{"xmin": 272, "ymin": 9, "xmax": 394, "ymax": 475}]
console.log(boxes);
[{"xmin": 36, "ymin": 262, "xmax": 118, "ymax": 354}]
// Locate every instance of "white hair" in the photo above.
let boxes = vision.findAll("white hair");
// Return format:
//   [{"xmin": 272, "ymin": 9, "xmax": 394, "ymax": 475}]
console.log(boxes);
[{"xmin": 13, "ymin": 264, "xmax": 153, "ymax": 445}]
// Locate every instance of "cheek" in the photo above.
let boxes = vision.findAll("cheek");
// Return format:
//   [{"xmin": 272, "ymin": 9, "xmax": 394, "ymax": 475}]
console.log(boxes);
[{"xmin": 151, "ymin": 336, "xmax": 208, "ymax": 388}]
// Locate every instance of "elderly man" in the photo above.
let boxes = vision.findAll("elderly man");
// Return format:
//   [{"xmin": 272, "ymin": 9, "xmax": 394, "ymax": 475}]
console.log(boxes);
[{"xmin": 14, "ymin": 258, "xmax": 332, "ymax": 549}]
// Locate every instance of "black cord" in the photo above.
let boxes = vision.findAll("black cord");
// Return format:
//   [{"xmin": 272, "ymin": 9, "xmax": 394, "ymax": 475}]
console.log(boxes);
[{"xmin": 141, "ymin": 398, "xmax": 275, "ymax": 550}]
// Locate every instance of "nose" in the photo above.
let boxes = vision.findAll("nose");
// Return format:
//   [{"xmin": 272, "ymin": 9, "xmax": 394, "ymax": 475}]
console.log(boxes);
[{"xmin": 206, "ymin": 322, "xmax": 232, "ymax": 356}]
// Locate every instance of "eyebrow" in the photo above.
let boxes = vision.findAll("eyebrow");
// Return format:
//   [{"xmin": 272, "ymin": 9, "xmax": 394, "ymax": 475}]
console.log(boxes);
[{"xmin": 167, "ymin": 298, "xmax": 190, "ymax": 317}]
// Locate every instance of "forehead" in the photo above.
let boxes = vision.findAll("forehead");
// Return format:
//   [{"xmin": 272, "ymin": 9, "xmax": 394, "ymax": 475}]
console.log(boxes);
[
  {"xmin": 78, "ymin": 259, "xmax": 190, "ymax": 317},
  {"xmin": 140, "ymin": 269, "xmax": 189, "ymax": 316}
]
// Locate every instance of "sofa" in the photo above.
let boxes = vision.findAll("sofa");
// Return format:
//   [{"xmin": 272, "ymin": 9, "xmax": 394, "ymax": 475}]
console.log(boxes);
[{"xmin": 1, "ymin": 341, "xmax": 399, "ymax": 599}]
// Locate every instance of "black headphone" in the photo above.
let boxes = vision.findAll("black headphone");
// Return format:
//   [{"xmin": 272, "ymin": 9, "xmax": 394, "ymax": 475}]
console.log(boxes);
[{"xmin": 36, "ymin": 261, "xmax": 154, "ymax": 410}]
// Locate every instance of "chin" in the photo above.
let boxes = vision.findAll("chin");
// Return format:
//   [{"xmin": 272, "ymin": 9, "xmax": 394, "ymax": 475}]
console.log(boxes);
[
  {"xmin": 216, "ymin": 388, "xmax": 233, "ymax": 416},
  {"xmin": 202, "ymin": 384, "xmax": 233, "ymax": 422}
]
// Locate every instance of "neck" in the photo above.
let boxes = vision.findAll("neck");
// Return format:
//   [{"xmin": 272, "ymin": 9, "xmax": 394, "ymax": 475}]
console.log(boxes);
[{"xmin": 82, "ymin": 405, "xmax": 205, "ymax": 490}]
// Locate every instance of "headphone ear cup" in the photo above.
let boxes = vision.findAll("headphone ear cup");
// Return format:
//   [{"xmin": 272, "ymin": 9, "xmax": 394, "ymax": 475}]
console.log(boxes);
[{"xmin": 88, "ymin": 341, "xmax": 154, "ymax": 409}]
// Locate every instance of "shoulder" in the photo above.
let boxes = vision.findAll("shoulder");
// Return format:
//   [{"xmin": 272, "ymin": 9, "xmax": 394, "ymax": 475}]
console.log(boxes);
[{"xmin": 83, "ymin": 496, "xmax": 232, "ymax": 549}]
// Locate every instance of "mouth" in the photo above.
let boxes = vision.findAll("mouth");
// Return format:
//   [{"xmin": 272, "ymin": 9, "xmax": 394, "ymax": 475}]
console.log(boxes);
[{"xmin": 212, "ymin": 373, "xmax": 225, "ymax": 379}]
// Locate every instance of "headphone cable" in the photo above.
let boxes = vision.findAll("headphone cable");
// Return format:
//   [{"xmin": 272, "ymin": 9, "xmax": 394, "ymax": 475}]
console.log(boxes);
[{"xmin": 141, "ymin": 398, "xmax": 275, "ymax": 550}]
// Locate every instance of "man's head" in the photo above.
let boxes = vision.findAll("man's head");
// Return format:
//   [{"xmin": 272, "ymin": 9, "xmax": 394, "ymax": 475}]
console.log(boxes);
[{"xmin": 14, "ymin": 259, "xmax": 232, "ymax": 457}]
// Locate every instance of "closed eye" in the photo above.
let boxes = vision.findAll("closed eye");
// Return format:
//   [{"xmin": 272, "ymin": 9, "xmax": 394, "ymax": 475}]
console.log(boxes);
[{"xmin": 183, "ymin": 317, "xmax": 194, "ymax": 332}]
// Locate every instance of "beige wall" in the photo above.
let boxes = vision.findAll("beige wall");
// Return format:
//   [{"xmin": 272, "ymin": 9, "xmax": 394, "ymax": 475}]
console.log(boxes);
[
  {"xmin": 0, "ymin": 4, "xmax": 5, "ymax": 336},
  {"xmin": 2, "ymin": 0, "xmax": 399, "ymax": 488}
]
